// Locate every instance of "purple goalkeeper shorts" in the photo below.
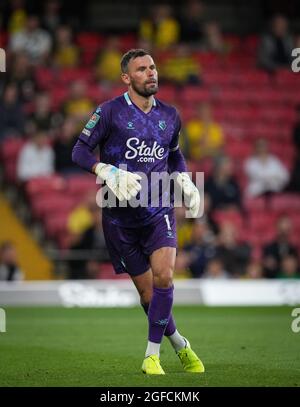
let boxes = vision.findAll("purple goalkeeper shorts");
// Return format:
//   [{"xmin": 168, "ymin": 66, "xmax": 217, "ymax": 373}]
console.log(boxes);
[{"xmin": 102, "ymin": 211, "xmax": 177, "ymax": 276}]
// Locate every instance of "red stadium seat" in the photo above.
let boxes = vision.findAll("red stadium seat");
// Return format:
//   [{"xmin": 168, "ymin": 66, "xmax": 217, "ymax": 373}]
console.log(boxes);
[
  {"xmin": 203, "ymin": 71, "xmax": 234, "ymax": 87},
  {"xmin": 76, "ymin": 32, "xmax": 104, "ymax": 65},
  {"xmin": 66, "ymin": 174, "xmax": 97, "ymax": 198},
  {"xmin": 224, "ymin": 141, "xmax": 252, "ymax": 161},
  {"xmin": 213, "ymin": 209, "xmax": 244, "ymax": 232},
  {"xmin": 213, "ymin": 88, "xmax": 249, "ymax": 104},
  {"xmin": 57, "ymin": 68, "xmax": 93, "ymax": 85},
  {"xmin": 35, "ymin": 68, "xmax": 55, "ymax": 90},
  {"xmin": 0, "ymin": 138, "xmax": 26, "ymax": 183},
  {"xmin": 243, "ymin": 197, "xmax": 266, "ymax": 212},
  {"xmin": 44, "ymin": 213, "xmax": 69, "ymax": 239},
  {"xmin": 155, "ymin": 86, "xmax": 176, "ymax": 103},
  {"xmin": 275, "ymin": 69, "xmax": 300, "ymax": 88},
  {"xmin": 192, "ymin": 52, "xmax": 221, "ymax": 69},
  {"xmin": 31, "ymin": 194, "xmax": 77, "ymax": 219},
  {"xmin": 270, "ymin": 194, "xmax": 300, "ymax": 213},
  {"xmin": 234, "ymin": 70, "xmax": 270, "ymax": 87},
  {"xmin": 50, "ymin": 86, "xmax": 69, "ymax": 110},
  {"xmin": 26, "ymin": 175, "xmax": 66, "ymax": 199},
  {"xmin": 248, "ymin": 212, "xmax": 278, "ymax": 233},
  {"xmin": 181, "ymin": 86, "xmax": 211, "ymax": 105}
]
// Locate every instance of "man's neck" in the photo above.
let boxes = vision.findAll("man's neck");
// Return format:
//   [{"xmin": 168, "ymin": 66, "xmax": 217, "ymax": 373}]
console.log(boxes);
[{"xmin": 128, "ymin": 89, "xmax": 154, "ymax": 113}]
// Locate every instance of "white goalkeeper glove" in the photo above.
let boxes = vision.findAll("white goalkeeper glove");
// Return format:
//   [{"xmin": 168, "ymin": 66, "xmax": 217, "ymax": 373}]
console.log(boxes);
[
  {"xmin": 95, "ymin": 163, "xmax": 141, "ymax": 201},
  {"xmin": 177, "ymin": 173, "xmax": 201, "ymax": 218}
]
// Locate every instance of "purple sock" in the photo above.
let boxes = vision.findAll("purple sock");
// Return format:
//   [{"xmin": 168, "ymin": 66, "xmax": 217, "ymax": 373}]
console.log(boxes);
[
  {"xmin": 147, "ymin": 286, "xmax": 174, "ymax": 343},
  {"xmin": 141, "ymin": 303, "xmax": 176, "ymax": 337}
]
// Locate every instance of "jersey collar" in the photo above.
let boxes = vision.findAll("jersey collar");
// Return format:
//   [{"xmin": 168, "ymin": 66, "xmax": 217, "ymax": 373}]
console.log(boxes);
[{"xmin": 124, "ymin": 92, "xmax": 156, "ymax": 107}]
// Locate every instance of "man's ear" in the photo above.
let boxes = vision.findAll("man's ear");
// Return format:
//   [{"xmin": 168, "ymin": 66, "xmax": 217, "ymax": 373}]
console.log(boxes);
[{"xmin": 121, "ymin": 73, "xmax": 130, "ymax": 86}]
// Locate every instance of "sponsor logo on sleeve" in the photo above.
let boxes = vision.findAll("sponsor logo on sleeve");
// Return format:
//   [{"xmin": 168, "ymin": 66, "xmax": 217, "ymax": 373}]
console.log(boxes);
[
  {"xmin": 82, "ymin": 128, "xmax": 91, "ymax": 137},
  {"xmin": 86, "ymin": 113, "xmax": 100, "ymax": 129}
]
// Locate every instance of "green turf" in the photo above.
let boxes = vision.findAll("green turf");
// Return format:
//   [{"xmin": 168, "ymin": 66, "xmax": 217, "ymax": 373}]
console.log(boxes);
[{"xmin": 0, "ymin": 306, "xmax": 299, "ymax": 387}]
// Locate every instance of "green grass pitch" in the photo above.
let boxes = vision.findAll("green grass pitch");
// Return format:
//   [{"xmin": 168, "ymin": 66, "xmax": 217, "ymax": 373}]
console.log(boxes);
[{"xmin": 0, "ymin": 306, "xmax": 299, "ymax": 387}]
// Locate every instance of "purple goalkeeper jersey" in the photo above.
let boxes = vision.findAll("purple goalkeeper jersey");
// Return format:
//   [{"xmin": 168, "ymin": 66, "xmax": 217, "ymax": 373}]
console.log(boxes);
[{"xmin": 78, "ymin": 92, "xmax": 181, "ymax": 227}]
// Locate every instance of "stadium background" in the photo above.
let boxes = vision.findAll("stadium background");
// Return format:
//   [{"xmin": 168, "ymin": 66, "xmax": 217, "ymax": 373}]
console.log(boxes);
[
  {"xmin": 1, "ymin": 0, "xmax": 300, "ymax": 283},
  {"xmin": 0, "ymin": 0, "xmax": 300, "ymax": 388}
]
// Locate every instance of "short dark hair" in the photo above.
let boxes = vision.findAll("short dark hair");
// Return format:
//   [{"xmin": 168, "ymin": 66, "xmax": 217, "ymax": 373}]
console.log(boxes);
[{"xmin": 120, "ymin": 49, "xmax": 150, "ymax": 73}]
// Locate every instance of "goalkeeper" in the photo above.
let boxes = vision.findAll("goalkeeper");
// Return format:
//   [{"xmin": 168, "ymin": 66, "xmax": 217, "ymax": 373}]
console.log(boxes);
[{"xmin": 72, "ymin": 49, "xmax": 204, "ymax": 375}]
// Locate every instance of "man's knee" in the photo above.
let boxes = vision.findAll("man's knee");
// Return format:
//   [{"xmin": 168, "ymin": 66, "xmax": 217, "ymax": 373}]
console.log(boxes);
[{"xmin": 152, "ymin": 266, "xmax": 174, "ymax": 288}]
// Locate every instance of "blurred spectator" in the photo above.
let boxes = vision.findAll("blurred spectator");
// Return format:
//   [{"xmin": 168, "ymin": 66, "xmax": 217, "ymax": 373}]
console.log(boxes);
[
  {"xmin": 0, "ymin": 82, "xmax": 25, "ymax": 140},
  {"xmin": 201, "ymin": 21, "xmax": 228, "ymax": 54},
  {"xmin": 200, "ymin": 193, "xmax": 219, "ymax": 235},
  {"xmin": 185, "ymin": 103, "xmax": 224, "ymax": 161},
  {"xmin": 7, "ymin": 0, "xmax": 27, "ymax": 35},
  {"xmin": 287, "ymin": 104, "xmax": 300, "ymax": 192},
  {"xmin": 29, "ymin": 92, "xmax": 59, "ymax": 132},
  {"xmin": 215, "ymin": 222, "xmax": 251, "ymax": 277},
  {"xmin": 139, "ymin": 4, "xmax": 180, "ymax": 49},
  {"xmin": 64, "ymin": 80, "xmax": 93, "ymax": 123},
  {"xmin": 202, "ymin": 258, "xmax": 228, "ymax": 279},
  {"xmin": 160, "ymin": 43, "xmax": 201, "ymax": 85},
  {"xmin": 0, "ymin": 241, "xmax": 23, "ymax": 281},
  {"xmin": 175, "ymin": 206, "xmax": 194, "ymax": 249},
  {"xmin": 205, "ymin": 156, "xmax": 242, "ymax": 211},
  {"xmin": 278, "ymin": 255, "xmax": 300, "ymax": 279},
  {"xmin": 263, "ymin": 216, "xmax": 298, "ymax": 278},
  {"xmin": 54, "ymin": 117, "xmax": 81, "ymax": 174},
  {"xmin": 179, "ymin": 0, "xmax": 205, "ymax": 45},
  {"xmin": 95, "ymin": 37, "xmax": 122, "ymax": 84},
  {"xmin": 5, "ymin": 52, "xmax": 36, "ymax": 102},
  {"xmin": 258, "ymin": 14, "xmax": 294, "ymax": 71},
  {"xmin": 244, "ymin": 261, "xmax": 264, "ymax": 279},
  {"xmin": 67, "ymin": 191, "xmax": 96, "ymax": 242},
  {"xmin": 53, "ymin": 25, "xmax": 79, "ymax": 68},
  {"xmin": 68, "ymin": 208, "xmax": 109, "ymax": 279},
  {"xmin": 42, "ymin": 0, "xmax": 62, "ymax": 35},
  {"xmin": 17, "ymin": 131, "xmax": 54, "ymax": 182},
  {"xmin": 244, "ymin": 138, "xmax": 289, "ymax": 198},
  {"xmin": 10, "ymin": 15, "xmax": 52, "ymax": 64},
  {"xmin": 183, "ymin": 221, "xmax": 216, "ymax": 278}
]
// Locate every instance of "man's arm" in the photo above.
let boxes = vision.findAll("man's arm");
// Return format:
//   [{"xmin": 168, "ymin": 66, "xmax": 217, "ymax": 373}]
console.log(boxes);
[
  {"xmin": 168, "ymin": 112, "xmax": 200, "ymax": 217},
  {"xmin": 72, "ymin": 139, "xmax": 98, "ymax": 173},
  {"xmin": 72, "ymin": 105, "xmax": 141, "ymax": 201},
  {"xmin": 168, "ymin": 147, "xmax": 187, "ymax": 174}
]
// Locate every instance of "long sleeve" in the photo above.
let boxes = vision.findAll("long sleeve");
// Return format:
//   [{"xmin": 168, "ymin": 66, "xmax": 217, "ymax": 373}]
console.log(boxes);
[
  {"xmin": 72, "ymin": 102, "xmax": 112, "ymax": 173},
  {"xmin": 72, "ymin": 139, "xmax": 98, "ymax": 173},
  {"xmin": 168, "ymin": 147, "xmax": 187, "ymax": 174}
]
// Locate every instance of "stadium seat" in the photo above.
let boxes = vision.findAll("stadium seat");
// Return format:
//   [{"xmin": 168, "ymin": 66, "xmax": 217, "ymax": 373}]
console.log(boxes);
[
  {"xmin": 275, "ymin": 69, "xmax": 300, "ymax": 88},
  {"xmin": 44, "ymin": 213, "xmax": 69, "ymax": 239},
  {"xmin": 155, "ymin": 86, "xmax": 176, "ymax": 103},
  {"xmin": 270, "ymin": 194, "xmax": 300, "ymax": 213},
  {"xmin": 0, "ymin": 138, "xmax": 25, "ymax": 183},
  {"xmin": 25, "ymin": 175, "xmax": 66, "ymax": 199},
  {"xmin": 31, "ymin": 194, "xmax": 77, "ymax": 219},
  {"xmin": 213, "ymin": 209, "xmax": 244, "ymax": 232},
  {"xmin": 203, "ymin": 71, "xmax": 234, "ymax": 87},
  {"xmin": 66, "ymin": 174, "xmax": 97, "ymax": 198},
  {"xmin": 181, "ymin": 86, "xmax": 211, "ymax": 105},
  {"xmin": 234, "ymin": 70, "xmax": 270, "ymax": 87},
  {"xmin": 243, "ymin": 197, "xmax": 266, "ymax": 212},
  {"xmin": 57, "ymin": 68, "xmax": 93, "ymax": 85},
  {"xmin": 35, "ymin": 68, "xmax": 55, "ymax": 90}
]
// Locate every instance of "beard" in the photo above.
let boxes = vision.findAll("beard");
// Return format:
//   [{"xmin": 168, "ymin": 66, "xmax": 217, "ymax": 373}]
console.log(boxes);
[{"xmin": 131, "ymin": 80, "xmax": 158, "ymax": 97}]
